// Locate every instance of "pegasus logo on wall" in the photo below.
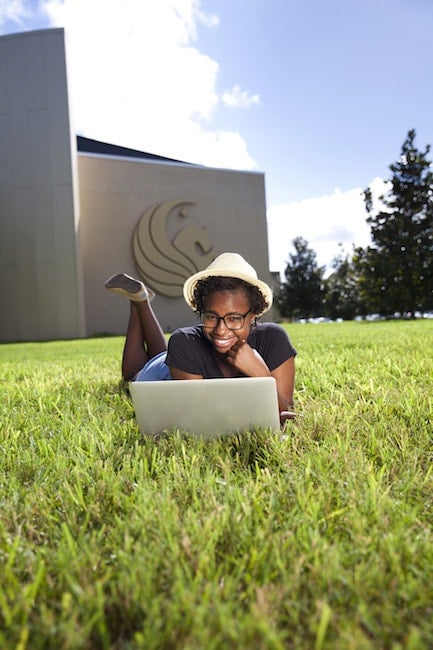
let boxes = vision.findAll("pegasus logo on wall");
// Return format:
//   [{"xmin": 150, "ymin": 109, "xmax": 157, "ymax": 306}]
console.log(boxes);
[{"xmin": 132, "ymin": 200, "xmax": 217, "ymax": 297}]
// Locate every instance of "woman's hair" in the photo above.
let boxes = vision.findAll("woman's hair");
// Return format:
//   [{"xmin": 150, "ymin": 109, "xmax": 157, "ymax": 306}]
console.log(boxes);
[{"xmin": 191, "ymin": 276, "xmax": 269, "ymax": 315}]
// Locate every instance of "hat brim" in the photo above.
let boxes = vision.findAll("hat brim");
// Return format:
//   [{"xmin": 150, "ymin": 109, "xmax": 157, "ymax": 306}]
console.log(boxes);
[{"xmin": 183, "ymin": 268, "xmax": 273, "ymax": 315}]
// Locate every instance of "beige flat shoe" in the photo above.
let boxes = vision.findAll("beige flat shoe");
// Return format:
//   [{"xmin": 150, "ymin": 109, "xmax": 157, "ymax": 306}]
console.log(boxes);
[{"xmin": 104, "ymin": 273, "xmax": 155, "ymax": 302}]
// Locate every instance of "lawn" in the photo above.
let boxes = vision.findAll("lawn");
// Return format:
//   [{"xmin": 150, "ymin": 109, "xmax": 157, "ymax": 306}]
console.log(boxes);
[{"xmin": 0, "ymin": 320, "xmax": 432, "ymax": 649}]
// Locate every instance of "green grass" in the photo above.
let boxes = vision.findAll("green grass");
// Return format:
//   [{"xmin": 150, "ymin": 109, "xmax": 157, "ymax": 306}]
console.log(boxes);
[{"xmin": 1, "ymin": 320, "xmax": 432, "ymax": 649}]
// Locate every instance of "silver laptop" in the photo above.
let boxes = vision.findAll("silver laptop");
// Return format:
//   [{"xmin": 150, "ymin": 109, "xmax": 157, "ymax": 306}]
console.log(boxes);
[{"xmin": 129, "ymin": 376, "xmax": 280, "ymax": 438}]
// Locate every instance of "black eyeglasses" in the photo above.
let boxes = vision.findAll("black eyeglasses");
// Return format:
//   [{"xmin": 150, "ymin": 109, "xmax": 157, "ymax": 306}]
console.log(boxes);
[{"xmin": 200, "ymin": 310, "xmax": 251, "ymax": 330}]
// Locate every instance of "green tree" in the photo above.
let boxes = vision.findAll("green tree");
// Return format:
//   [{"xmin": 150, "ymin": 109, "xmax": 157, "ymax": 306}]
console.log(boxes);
[
  {"xmin": 357, "ymin": 129, "xmax": 433, "ymax": 315},
  {"xmin": 275, "ymin": 236, "xmax": 325, "ymax": 319},
  {"xmin": 324, "ymin": 246, "xmax": 362, "ymax": 319}
]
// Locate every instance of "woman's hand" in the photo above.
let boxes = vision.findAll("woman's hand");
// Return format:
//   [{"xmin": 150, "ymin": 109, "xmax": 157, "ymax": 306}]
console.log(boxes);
[
  {"xmin": 225, "ymin": 340, "xmax": 270, "ymax": 377},
  {"xmin": 280, "ymin": 410, "xmax": 297, "ymax": 426}
]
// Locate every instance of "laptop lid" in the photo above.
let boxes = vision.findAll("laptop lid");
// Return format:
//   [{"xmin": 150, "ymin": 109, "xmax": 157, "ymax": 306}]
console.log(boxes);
[{"xmin": 129, "ymin": 376, "xmax": 280, "ymax": 438}]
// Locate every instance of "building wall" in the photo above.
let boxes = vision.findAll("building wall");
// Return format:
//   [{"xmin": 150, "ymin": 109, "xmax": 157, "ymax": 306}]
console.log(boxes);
[
  {"xmin": 0, "ymin": 27, "xmax": 273, "ymax": 342},
  {"xmin": 0, "ymin": 28, "xmax": 85, "ymax": 342},
  {"xmin": 78, "ymin": 154, "xmax": 272, "ymax": 334}
]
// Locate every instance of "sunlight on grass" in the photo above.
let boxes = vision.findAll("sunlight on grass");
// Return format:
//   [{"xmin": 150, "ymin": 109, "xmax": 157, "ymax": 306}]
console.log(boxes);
[{"xmin": 1, "ymin": 321, "xmax": 432, "ymax": 648}]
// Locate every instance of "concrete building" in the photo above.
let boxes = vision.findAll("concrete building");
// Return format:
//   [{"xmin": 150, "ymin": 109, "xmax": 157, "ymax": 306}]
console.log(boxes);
[{"xmin": 0, "ymin": 28, "xmax": 273, "ymax": 342}]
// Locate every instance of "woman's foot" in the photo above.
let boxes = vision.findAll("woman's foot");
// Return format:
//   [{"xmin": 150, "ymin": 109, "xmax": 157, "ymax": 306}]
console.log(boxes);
[{"xmin": 104, "ymin": 273, "xmax": 155, "ymax": 302}]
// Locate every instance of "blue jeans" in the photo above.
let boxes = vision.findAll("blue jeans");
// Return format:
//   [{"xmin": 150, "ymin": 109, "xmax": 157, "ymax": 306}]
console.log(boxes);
[{"xmin": 134, "ymin": 351, "xmax": 171, "ymax": 381}]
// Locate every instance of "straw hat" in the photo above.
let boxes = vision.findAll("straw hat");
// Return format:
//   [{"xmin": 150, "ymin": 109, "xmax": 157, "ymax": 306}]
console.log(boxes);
[{"xmin": 183, "ymin": 252, "xmax": 273, "ymax": 314}]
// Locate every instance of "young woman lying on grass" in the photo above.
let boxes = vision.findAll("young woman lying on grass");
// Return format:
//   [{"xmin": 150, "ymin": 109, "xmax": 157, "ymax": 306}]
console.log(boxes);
[{"xmin": 105, "ymin": 252, "xmax": 297, "ymax": 425}]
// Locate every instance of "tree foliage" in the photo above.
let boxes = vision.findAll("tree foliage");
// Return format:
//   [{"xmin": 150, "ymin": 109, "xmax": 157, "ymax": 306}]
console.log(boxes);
[
  {"xmin": 323, "ymin": 246, "xmax": 362, "ymax": 319},
  {"xmin": 356, "ymin": 129, "xmax": 433, "ymax": 315},
  {"xmin": 275, "ymin": 236, "xmax": 325, "ymax": 319}
]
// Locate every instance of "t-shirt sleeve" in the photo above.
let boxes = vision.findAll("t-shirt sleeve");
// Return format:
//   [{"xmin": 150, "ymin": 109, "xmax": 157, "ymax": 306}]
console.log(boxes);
[
  {"xmin": 165, "ymin": 327, "xmax": 206, "ymax": 376},
  {"xmin": 253, "ymin": 322, "xmax": 297, "ymax": 371}
]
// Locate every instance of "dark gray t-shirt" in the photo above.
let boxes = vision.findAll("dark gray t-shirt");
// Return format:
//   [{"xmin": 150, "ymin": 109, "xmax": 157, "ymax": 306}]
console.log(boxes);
[{"xmin": 165, "ymin": 322, "xmax": 296, "ymax": 378}]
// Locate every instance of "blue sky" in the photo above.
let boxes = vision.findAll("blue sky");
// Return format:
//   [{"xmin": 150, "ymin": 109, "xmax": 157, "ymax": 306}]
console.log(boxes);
[{"xmin": 2, "ymin": 0, "xmax": 433, "ymax": 276}]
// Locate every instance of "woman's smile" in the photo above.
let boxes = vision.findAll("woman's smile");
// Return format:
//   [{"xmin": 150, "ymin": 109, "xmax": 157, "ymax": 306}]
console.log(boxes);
[{"xmin": 210, "ymin": 334, "xmax": 238, "ymax": 351}]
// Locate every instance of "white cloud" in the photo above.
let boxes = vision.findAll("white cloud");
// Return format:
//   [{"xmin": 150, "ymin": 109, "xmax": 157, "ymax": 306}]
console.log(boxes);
[
  {"xmin": 266, "ymin": 178, "xmax": 389, "ymax": 278},
  {"xmin": 0, "ymin": 0, "xmax": 30, "ymax": 26},
  {"xmin": 37, "ymin": 0, "xmax": 256, "ymax": 169},
  {"xmin": 222, "ymin": 85, "xmax": 260, "ymax": 109},
  {"xmin": 196, "ymin": 8, "xmax": 219, "ymax": 29}
]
